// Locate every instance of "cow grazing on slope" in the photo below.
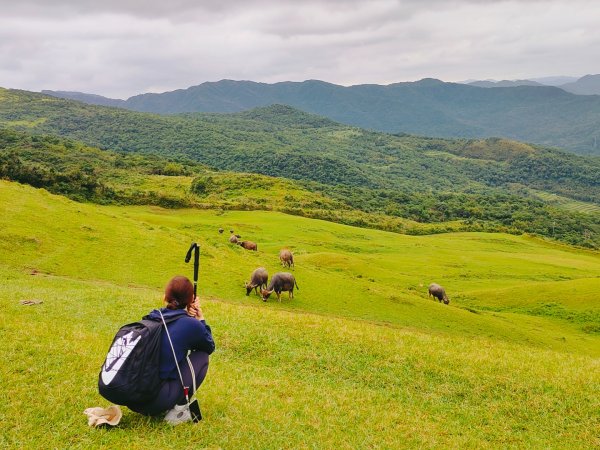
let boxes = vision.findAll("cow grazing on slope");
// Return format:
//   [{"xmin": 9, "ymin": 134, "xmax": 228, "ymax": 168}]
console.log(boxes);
[
  {"xmin": 279, "ymin": 249, "xmax": 294, "ymax": 268},
  {"xmin": 239, "ymin": 240, "xmax": 257, "ymax": 251},
  {"xmin": 229, "ymin": 234, "xmax": 239, "ymax": 244},
  {"xmin": 245, "ymin": 267, "xmax": 268, "ymax": 296},
  {"xmin": 428, "ymin": 283, "xmax": 450, "ymax": 304},
  {"xmin": 261, "ymin": 272, "xmax": 299, "ymax": 302}
]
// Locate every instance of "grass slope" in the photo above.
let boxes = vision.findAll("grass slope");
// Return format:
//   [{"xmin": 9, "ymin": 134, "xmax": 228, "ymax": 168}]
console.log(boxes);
[
  {"xmin": 3, "ymin": 113, "xmax": 600, "ymax": 248},
  {"xmin": 1, "ymin": 181, "xmax": 599, "ymax": 448}
]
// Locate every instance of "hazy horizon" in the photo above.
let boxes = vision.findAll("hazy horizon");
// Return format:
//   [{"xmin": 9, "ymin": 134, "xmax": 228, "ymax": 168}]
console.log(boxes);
[{"xmin": 1, "ymin": 0, "xmax": 598, "ymax": 98}]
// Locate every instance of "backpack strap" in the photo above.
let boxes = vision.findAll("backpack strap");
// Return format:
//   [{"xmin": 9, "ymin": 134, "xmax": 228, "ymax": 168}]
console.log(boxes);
[
  {"xmin": 158, "ymin": 310, "xmax": 191, "ymax": 405},
  {"xmin": 158, "ymin": 309, "xmax": 196, "ymax": 408}
]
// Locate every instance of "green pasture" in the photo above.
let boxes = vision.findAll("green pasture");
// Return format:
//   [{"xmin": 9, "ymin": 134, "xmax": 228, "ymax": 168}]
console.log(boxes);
[{"xmin": 1, "ymin": 180, "xmax": 599, "ymax": 448}]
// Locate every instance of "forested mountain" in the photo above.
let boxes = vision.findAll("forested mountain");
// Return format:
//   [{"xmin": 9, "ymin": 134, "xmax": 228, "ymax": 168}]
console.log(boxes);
[
  {"xmin": 42, "ymin": 78, "xmax": 600, "ymax": 155},
  {"xmin": 1, "ymin": 87, "xmax": 600, "ymax": 247}
]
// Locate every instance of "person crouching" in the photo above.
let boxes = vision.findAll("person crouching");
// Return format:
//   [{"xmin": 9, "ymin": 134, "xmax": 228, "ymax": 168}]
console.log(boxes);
[{"xmin": 126, "ymin": 276, "xmax": 215, "ymax": 423}]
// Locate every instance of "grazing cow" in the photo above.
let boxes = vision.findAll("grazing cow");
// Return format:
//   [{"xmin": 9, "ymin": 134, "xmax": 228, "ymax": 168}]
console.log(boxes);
[
  {"xmin": 245, "ymin": 267, "xmax": 268, "ymax": 296},
  {"xmin": 279, "ymin": 249, "xmax": 294, "ymax": 268},
  {"xmin": 229, "ymin": 234, "xmax": 239, "ymax": 244},
  {"xmin": 428, "ymin": 283, "xmax": 450, "ymax": 304},
  {"xmin": 261, "ymin": 272, "xmax": 299, "ymax": 302},
  {"xmin": 218, "ymin": 228, "xmax": 224, "ymax": 234},
  {"xmin": 238, "ymin": 240, "xmax": 257, "ymax": 251}
]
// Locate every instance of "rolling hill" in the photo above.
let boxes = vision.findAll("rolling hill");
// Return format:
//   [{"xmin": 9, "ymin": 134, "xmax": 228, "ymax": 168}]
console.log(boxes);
[
  {"xmin": 41, "ymin": 78, "xmax": 600, "ymax": 155},
  {"xmin": 1, "ymin": 88, "xmax": 600, "ymax": 247},
  {"xmin": 1, "ymin": 180, "xmax": 599, "ymax": 448}
]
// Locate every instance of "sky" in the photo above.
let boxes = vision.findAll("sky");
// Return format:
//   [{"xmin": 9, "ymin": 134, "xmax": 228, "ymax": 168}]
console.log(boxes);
[{"xmin": 0, "ymin": 0, "xmax": 598, "ymax": 99}]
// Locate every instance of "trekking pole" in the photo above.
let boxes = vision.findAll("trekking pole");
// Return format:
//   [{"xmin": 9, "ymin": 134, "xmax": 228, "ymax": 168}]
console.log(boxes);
[{"xmin": 185, "ymin": 242, "xmax": 200, "ymax": 298}]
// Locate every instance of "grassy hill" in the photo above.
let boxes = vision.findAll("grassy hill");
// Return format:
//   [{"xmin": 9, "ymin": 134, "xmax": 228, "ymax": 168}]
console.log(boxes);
[
  {"xmin": 43, "ymin": 78, "xmax": 600, "ymax": 155},
  {"xmin": 1, "ymin": 180, "xmax": 599, "ymax": 448},
  {"xmin": 2, "ymin": 90, "xmax": 600, "ymax": 247},
  {"xmin": 3, "ymin": 127, "xmax": 600, "ymax": 248}
]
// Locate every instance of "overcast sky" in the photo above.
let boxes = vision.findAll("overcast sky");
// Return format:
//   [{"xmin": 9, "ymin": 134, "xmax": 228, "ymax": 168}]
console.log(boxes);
[{"xmin": 0, "ymin": 0, "xmax": 598, "ymax": 98}]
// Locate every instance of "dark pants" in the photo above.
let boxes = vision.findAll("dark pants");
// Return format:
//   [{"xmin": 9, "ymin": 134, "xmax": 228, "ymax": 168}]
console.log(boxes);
[{"xmin": 128, "ymin": 351, "xmax": 209, "ymax": 416}]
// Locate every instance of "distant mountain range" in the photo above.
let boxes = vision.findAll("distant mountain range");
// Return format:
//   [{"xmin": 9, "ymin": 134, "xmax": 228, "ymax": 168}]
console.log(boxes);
[
  {"xmin": 41, "ymin": 90, "xmax": 126, "ymax": 108},
  {"xmin": 40, "ymin": 76, "xmax": 600, "ymax": 154},
  {"xmin": 467, "ymin": 74, "xmax": 600, "ymax": 95},
  {"xmin": 528, "ymin": 76, "xmax": 579, "ymax": 86},
  {"xmin": 467, "ymin": 80, "xmax": 545, "ymax": 88},
  {"xmin": 558, "ymin": 75, "xmax": 600, "ymax": 95}
]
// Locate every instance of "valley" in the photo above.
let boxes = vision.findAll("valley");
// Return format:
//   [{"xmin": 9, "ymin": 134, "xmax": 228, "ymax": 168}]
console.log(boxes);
[{"xmin": 1, "ymin": 86, "xmax": 599, "ymax": 448}]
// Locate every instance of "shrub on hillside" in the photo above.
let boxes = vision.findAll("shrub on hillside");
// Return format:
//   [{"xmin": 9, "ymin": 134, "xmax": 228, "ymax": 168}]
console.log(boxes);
[{"xmin": 191, "ymin": 175, "xmax": 213, "ymax": 195}]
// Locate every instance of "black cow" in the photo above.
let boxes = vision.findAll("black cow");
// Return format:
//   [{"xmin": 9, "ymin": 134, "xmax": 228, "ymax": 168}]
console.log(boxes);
[
  {"xmin": 245, "ymin": 267, "xmax": 268, "ymax": 296},
  {"xmin": 261, "ymin": 272, "xmax": 299, "ymax": 302},
  {"xmin": 428, "ymin": 283, "xmax": 450, "ymax": 304}
]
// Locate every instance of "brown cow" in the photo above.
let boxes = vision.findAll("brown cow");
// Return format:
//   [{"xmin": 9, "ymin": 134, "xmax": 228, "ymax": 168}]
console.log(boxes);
[
  {"xmin": 229, "ymin": 234, "xmax": 239, "ymax": 244},
  {"xmin": 238, "ymin": 240, "xmax": 257, "ymax": 251},
  {"xmin": 245, "ymin": 267, "xmax": 268, "ymax": 296},
  {"xmin": 261, "ymin": 272, "xmax": 299, "ymax": 302},
  {"xmin": 428, "ymin": 283, "xmax": 450, "ymax": 304},
  {"xmin": 279, "ymin": 249, "xmax": 294, "ymax": 269}
]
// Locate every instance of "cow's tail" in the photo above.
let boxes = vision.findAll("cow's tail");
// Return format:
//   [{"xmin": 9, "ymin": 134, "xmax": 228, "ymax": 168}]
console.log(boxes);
[{"xmin": 295, "ymin": 279, "xmax": 299, "ymax": 290}]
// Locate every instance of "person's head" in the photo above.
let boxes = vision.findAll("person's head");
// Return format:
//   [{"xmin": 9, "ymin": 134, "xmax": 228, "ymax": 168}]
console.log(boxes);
[{"xmin": 164, "ymin": 276, "xmax": 194, "ymax": 310}]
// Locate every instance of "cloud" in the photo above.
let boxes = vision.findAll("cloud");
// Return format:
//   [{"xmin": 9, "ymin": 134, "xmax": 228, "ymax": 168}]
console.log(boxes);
[{"xmin": 0, "ymin": 0, "xmax": 598, "ymax": 98}]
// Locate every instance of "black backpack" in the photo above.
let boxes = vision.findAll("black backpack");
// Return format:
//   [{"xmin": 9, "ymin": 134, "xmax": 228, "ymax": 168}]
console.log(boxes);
[{"xmin": 98, "ymin": 315, "xmax": 181, "ymax": 405}]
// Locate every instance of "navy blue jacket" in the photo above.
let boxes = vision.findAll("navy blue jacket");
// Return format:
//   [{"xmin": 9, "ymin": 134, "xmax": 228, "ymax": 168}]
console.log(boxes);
[{"xmin": 146, "ymin": 308, "xmax": 215, "ymax": 380}]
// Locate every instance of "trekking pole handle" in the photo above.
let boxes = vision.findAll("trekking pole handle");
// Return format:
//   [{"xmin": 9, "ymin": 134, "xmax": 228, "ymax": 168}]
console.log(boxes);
[{"xmin": 185, "ymin": 243, "xmax": 200, "ymax": 297}]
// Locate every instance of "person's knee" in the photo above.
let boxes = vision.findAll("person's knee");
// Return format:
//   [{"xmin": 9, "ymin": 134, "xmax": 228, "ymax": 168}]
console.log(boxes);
[{"xmin": 190, "ymin": 351, "xmax": 209, "ymax": 370}]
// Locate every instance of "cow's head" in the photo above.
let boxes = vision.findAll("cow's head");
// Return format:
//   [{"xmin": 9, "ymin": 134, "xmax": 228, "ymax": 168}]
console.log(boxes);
[
  {"xmin": 244, "ymin": 282, "xmax": 253, "ymax": 296},
  {"xmin": 261, "ymin": 289, "xmax": 273, "ymax": 302}
]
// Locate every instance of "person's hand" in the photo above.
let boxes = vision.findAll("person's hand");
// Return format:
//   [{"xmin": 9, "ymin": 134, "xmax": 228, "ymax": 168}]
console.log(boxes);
[{"xmin": 187, "ymin": 297, "xmax": 204, "ymax": 321}]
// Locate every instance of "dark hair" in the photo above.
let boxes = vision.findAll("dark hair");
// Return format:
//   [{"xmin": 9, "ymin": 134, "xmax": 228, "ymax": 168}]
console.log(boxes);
[{"xmin": 165, "ymin": 276, "xmax": 194, "ymax": 310}]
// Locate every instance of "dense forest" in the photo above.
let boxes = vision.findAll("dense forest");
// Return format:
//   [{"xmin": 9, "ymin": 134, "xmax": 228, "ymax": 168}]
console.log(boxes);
[
  {"xmin": 43, "ymin": 79, "xmax": 600, "ymax": 155},
  {"xmin": 1, "ymin": 90, "xmax": 599, "ymax": 196},
  {"xmin": 1, "ymin": 127, "xmax": 599, "ymax": 248}
]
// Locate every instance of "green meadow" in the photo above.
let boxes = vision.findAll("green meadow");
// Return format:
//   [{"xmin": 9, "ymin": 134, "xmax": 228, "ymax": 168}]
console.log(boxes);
[{"xmin": 1, "ymin": 180, "xmax": 599, "ymax": 448}]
